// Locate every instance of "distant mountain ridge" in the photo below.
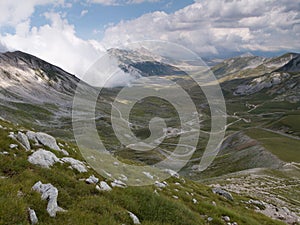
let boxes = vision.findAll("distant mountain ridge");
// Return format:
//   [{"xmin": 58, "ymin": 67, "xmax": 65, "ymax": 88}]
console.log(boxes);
[
  {"xmin": 108, "ymin": 48, "xmax": 187, "ymax": 77},
  {"xmin": 213, "ymin": 52, "xmax": 300, "ymax": 81},
  {"xmin": 276, "ymin": 54, "xmax": 300, "ymax": 73}
]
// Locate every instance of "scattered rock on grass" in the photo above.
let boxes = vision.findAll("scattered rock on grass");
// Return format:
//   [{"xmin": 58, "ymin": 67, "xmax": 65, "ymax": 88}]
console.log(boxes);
[
  {"xmin": 28, "ymin": 149, "xmax": 60, "ymax": 168},
  {"xmin": 35, "ymin": 132, "xmax": 61, "ymax": 152},
  {"xmin": 85, "ymin": 175, "xmax": 99, "ymax": 184},
  {"xmin": 17, "ymin": 131, "xmax": 31, "ymax": 151},
  {"xmin": 96, "ymin": 181, "xmax": 112, "ymax": 191},
  {"xmin": 212, "ymin": 187, "xmax": 234, "ymax": 201},
  {"xmin": 61, "ymin": 157, "xmax": 87, "ymax": 173},
  {"xmin": 32, "ymin": 181, "xmax": 66, "ymax": 217},
  {"xmin": 154, "ymin": 181, "xmax": 167, "ymax": 188},
  {"xmin": 111, "ymin": 179, "xmax": 127, "ymax": 188},
  {"xmin": 128, "ymin": 211, "xmax": 141, "ymax": 224},
  {"xmin": 163, "ymin": 169, "xmax": 179, "ymax": 178},
  {"xmin": 28, "ymin": 208, "xmax": 38, "ymax": 224},
  {"xmin": 222, "ymin": 216, "xmax": 230, "ymax": 222},
  {"xmin": 9, "ymin": 144, "xmax": 18, "ymax": 149}
]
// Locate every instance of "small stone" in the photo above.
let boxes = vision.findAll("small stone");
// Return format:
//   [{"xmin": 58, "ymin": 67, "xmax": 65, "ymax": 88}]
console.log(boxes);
[
  {"xmin": 212, "ymin": 187, "xmax": 233, "ymax": 201},
  {"xmin": 207, "ymin": 217, "xmax": 213, "ymax": 222},
  {"xmin": 58, "ymin": 143, "xmax": 64, "ymax": 147},
  {"xmin": 154, "ymin": 181, "xmax": 167, "ymax": 188},
  {"xmin": 61, "ymin": 149, "xmax": 69, "ymax": 156},
  {"xmin": 8, "ymin": 132, "xmax": 15, "ymax": 139},
  {"xmin": 192, "ymin": 198, "xmax": 197, "ymax": 204},
  {"xmin": 28, "ymin": 208, "xmax": 38, "ymax": 224},
  {"xmin": 223, "ymin": 216, "xmax": 230, "ymax": 222},
  {"xmin": 277, "ymin": 215, "xmax": 285, "ymax": 220},
  {"xmin": 119, "ymin": 174, "xmax": 128, "ymax": 181},
  {"xmin": 163, "ymin": 169, "xmax": 180, "ymax": 178},
  {"xmin": 17, "ymin": 190, "xmax": 24, "ymax": 197},
  {"xmin": 9, "ymin": 144, "xmax": 18, "ymax": 149},
  {"xmin": 111, "ymin": 179, "xmax": 127, "ymax": 188},
  {"xmin": 96, "ymin": 181, "xmax": 112, "ymax": 191},
  {"xmin": 85, "ymin": 175, "xmax": 99, "ymax": 184},
  {"xmin": 128, "ymin": 211, "xmax": 141, "ymax": 224}
]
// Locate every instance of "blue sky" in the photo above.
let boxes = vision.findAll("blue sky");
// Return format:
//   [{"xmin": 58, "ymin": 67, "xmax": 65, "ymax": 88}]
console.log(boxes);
[
  {"xmin": 29, "ymin": 0, "xmax": 195, "ymax": 40},
  {"xmin": 0, "ymin": 0, "xmax": 299, "ymax": 78}
]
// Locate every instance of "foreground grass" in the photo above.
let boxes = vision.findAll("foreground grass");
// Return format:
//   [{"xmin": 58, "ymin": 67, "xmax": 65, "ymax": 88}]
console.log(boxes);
[{"xmin": 0, "ymin": 119, "xmax": 286, "ymax": 225}]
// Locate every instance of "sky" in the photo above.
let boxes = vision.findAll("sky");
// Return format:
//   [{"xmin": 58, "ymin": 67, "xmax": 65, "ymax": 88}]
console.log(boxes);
[{"xmin": 0, "ymin": 0, "xmax": 299, "ymax": 78}]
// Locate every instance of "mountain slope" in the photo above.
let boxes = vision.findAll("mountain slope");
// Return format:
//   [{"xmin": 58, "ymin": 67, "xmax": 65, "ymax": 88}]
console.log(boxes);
[
  {"xmin": 0, "ymin": 51, "xmax": 80, "ymax": 103},
  {"xmin": 0, "ymin": 51, "xmax": 97, "ymax": 135},
  {"xmin": 0, "ymin": 50, "xmax": 300, "ymax": 224}
]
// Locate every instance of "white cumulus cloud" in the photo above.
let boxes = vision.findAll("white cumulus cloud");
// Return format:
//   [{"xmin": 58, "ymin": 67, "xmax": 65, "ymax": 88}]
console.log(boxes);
[
  {"xmin": 87, "ymin": 0, "xmax": 161, "ymax": 6},
  {"xmin": 0, "ymin": 0, "xmax": 65, "ymax": 27},
  {"xmin": 101, "ymin": 0, "xmax": 300, "ymax": 56},
  {"xmin": 1, "ymin": 12, "xmax": 104, "ymax": 77}
]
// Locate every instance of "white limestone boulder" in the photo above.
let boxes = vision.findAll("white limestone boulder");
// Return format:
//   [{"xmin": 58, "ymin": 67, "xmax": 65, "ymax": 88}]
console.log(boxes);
[
  {"xmin": 28, "ymin": 149, "xmax": 60, "ymax": 168},
  {"xmin": 28, "ymin": 208, "xmax": 38, "ymax": 224},
  {"xmin": 17, "ymin": 131, "xmax": 31, "ymax": 151},
  {"xmin": 35, "ymin": 132, "xmax": 61, "ymax": 151},
  {"xmin": 96, "ymin": 181, "xmax": 112, "ymax": 191},
  {"xmin": 32, "ymin": 181, "xmax": 66, "ymax": 217},
  {"xmin": 128, "ymin": 211, "xmax": 141, "ymax": 224},
  {"xmin": 61, "ymin": 157, "xmax": 87, "ymax": 173},
  {"xmin": 85, "ymin": 175, "xmax": 99, "ymax": 184}
]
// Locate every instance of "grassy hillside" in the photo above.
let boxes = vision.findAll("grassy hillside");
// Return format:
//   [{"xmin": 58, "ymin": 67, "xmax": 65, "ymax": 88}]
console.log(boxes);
[
  {"xmin": 0, "ymin": 118, "xmax": 286, "ymax": 225},
  {"xmin": 246, "ymin": 128, "xmax": 300, "ymax": 163}
]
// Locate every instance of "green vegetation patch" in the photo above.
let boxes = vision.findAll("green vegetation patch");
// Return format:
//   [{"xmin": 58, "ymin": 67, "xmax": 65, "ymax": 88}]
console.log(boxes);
[{"xmin": 246, "ymin": 128, "xmax": 300, "ymax": 163}]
